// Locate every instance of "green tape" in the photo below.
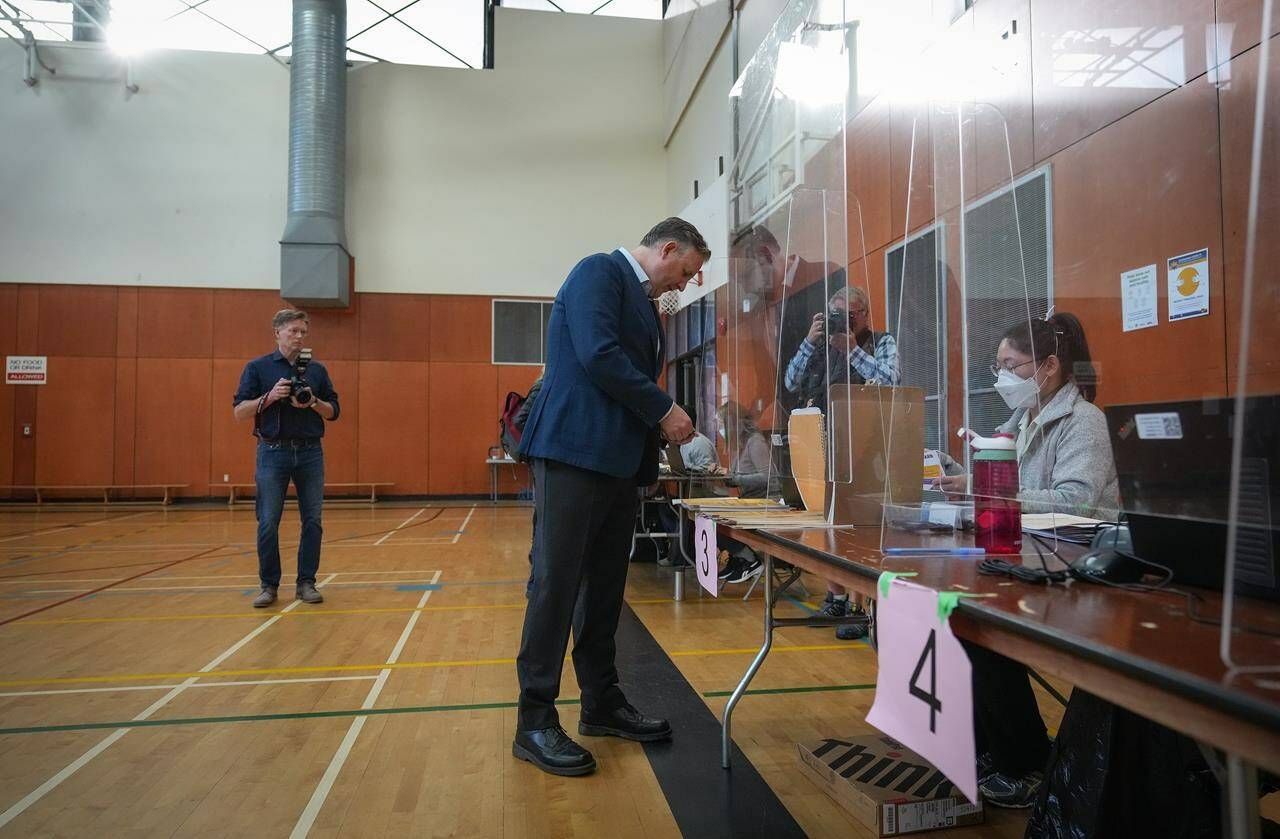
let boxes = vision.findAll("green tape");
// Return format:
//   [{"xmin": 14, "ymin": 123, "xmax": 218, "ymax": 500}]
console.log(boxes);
[
  {"xmin": 936, "ymin": 591, "xmax": 982, "ymax": 624},
  {"xmin": 877, "ymin": 570, "xmax": 918, "ymax": 599}
]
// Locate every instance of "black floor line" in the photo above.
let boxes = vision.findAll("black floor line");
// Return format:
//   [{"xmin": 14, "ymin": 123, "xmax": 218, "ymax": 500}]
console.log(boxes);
[{"xmin": 614, "ymin": 603, "xmax": 808, "ymax": 839}]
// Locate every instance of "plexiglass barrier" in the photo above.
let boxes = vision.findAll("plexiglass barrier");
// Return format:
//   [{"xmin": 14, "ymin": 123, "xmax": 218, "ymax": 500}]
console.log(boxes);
[
  {"xmin": 1223, "ymin": 8, "xmax": 1279, "ymax": 674},
  {"xmin": 721, "ymin": 0, "xmax": 1280, "ymax": 627},
  {"xmin": 721, "ymin": 0, "xmax": 852, "ymax": 518}
]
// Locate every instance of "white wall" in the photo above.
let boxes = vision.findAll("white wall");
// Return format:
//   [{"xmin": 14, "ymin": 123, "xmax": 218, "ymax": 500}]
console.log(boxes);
[
  {"xmin": 0, "ymin": 44, "xmax": 289, "ymax": 291},
  {"xmin": 0, "ymin": 8, "xmax": 665, "ymax": 297},
  {"xmin": 662, "ymin": 0, "xmax": 731, "ymax": 144},
  {"xmin": 663, "ymin": 39, "xmax": 732, "ymax": 215}
]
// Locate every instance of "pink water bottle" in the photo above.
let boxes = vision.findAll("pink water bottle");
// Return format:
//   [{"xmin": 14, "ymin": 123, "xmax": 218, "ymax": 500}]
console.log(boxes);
[{"xmin": 971, "ymin": 432, "xmax": 1021, "ymax": 555}]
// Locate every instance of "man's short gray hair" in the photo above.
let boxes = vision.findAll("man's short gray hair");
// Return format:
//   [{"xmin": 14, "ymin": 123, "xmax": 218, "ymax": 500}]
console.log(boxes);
[
  {"xmin": 272, "ymin": 309, "xmax": 309, "ymax": 330},
  {"xmin": 640, "ymin": 217, "xmax": 711, "ymax": 260},
  {"xmin": 828, "ymin": 285, "xmax": 870, "ymax": 309}
]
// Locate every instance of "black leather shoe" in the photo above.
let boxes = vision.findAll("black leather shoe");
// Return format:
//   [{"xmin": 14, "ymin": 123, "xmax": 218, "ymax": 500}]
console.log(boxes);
[
  {"xmin": 512, "ymin": 726, "xmax": 596, "ymax": 776},
  {"xmin": 579, "ymin": 704, "xmax": 672, "ymax": 742}
]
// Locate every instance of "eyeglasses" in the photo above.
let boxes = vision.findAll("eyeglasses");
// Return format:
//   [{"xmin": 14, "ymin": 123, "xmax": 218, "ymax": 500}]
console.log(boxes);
[
  {"xmin": 847, "ymin": 308, "xmax": 869, "ymax": 317},
  {"xmin": 990, "ymin": 359, "xmax": 1036, "ymax": 377}
]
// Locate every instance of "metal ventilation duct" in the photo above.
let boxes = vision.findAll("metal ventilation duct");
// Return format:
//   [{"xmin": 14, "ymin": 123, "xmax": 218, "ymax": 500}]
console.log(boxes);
[{"xmin": 280, "ymin": 0, "xmax": 351, "ymax": 308}]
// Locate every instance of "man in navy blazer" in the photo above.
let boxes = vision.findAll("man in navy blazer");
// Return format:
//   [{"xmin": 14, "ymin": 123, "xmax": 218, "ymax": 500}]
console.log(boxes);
[{"xmin": 512, "ymin": 218, "xmax": 709, "ymax": 776}]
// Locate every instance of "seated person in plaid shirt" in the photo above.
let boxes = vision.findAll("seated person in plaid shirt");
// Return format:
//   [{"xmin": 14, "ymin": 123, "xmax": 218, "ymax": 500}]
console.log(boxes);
[{"xmin": 784, "ymin": 283, "xmax": 900, "ymax": 639}]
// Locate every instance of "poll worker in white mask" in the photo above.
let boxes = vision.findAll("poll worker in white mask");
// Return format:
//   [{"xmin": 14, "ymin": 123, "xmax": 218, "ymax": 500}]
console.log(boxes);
[
  {"xmin": 935, "ymin": 311, "xmax": 1119, "ymax": 808},
  {"xmin": 936, "ymin": 311, "xmax": 1118, "ymax": 518}
]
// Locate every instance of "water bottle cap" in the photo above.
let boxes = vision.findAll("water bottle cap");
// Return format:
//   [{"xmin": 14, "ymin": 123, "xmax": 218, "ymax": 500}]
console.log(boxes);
[{"xmin": 970, "ymin": 432, "xmax": 1016, "ymax": 451}]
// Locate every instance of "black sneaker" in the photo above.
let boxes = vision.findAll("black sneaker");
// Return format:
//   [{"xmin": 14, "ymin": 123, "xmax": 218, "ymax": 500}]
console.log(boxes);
[
  {"xmin": 980, "ymin": 770, "xmax": 1043, "ymax": 809},
  {"xmin": 835, "ymin": 606, "xmax": 869, "ymax": 640},
  {"xmin": 718, "ymin": 555, "xmax": 744, "ymax": 581},
  {"xmin": 809, "ymin": 596, "xmax": 851, "ymax": 626},
  {"xmin": 724, "ymin": 557, "xmax": 763, "ymax": 584}
]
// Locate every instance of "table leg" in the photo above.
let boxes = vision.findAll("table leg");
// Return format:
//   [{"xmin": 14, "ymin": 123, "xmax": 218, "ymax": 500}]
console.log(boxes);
[
  {"xmin": 490, "ymin": 466, "xmax": 497, "ymax": 504},
  {"xmin": 673, "ymin": 504, "xmax": 690, "ymax": 602},
  {"xmin": 1225, "ymin": 755, "xmax": 1260, "ymax": 839},
  {"xmin": 722, "ymin": 553, "xmax": 775, "ymax": 769}
]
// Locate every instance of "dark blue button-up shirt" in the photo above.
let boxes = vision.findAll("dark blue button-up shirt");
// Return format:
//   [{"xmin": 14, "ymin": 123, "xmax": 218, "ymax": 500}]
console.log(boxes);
[{"xmin": 234, "ymin": 350, "xmax": 340, "ymax": 440}]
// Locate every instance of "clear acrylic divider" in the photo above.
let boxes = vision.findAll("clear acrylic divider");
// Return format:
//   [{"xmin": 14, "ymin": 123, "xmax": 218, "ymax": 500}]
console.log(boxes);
[
  {"xmin": 720, "ymin": 250, "xmax": 786, "ymax": 503},
  {"xmin": 723, "ymin": 0, "xmax": 851, "ymax": 520},
  {"xmin": 1223, "ymin": 12, "xmax": 1279, "ymax": 674}
]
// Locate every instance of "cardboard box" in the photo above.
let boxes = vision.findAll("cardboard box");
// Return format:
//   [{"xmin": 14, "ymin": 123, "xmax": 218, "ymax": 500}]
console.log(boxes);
[{"xmin": 796, "ymin": 735, "xmax": 983, "ymax": 836}]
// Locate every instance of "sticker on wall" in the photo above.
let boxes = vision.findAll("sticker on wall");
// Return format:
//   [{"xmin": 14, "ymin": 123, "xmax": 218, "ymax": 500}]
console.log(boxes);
[
  {"xmin": 5, "ymin": 356, "xmax": 47, "ymax": 385},
  {"xmin": 1120, "ymin": 264, "xmax": 1158, "ymax": 332},
  {"xmin": 1135, "ymin": 412, "xmax": 1183, "ymax": 440},
  {"xmin": 1167, "ymin": 248, "xmax": 1210, "ymax": 322}
]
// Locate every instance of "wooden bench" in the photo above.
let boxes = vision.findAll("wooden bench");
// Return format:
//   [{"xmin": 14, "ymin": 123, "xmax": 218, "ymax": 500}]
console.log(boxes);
[
  {"xmin": 0, "ymin": 484, "xmax": 189, "ymax": 505},
  {"xmin": 214, "ymin": 482, "xmax": 395, "ymax": 506}
]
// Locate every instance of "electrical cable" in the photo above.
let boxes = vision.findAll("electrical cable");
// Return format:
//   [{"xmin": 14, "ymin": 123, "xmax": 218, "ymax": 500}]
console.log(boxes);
[{"xmin": 980, "ymin": 528, "xmax": 1280, "ymax": 640}]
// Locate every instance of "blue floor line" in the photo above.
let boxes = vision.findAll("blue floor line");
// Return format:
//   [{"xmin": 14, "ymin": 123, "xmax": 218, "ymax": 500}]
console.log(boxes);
[{"xmin": 782, "ymin": 593, "xmax": 818, "ymax": 615}]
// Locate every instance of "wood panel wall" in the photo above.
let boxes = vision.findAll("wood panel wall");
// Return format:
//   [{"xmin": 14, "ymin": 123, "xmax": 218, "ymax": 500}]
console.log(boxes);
[
  {"xmin": 719, "ymin": 0, "xmax": 1276, "ymax": 461},
  {"xmin": 0, "ymin": 289, "xmax": 544, "ymax": 498}
]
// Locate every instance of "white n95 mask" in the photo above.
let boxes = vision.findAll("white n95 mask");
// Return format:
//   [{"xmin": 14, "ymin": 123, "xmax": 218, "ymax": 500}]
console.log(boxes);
[
  {"xmin": 994, "ymin": 368, "xmax": 1041, "ymax": 410},
  {"xmin": 657, "ymin": 290, "xmax": 682, "ymax": 316}
]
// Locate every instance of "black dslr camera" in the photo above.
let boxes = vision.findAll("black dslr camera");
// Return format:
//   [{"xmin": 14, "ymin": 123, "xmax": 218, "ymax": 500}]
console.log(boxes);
[
  {"xmin": 290, "ymin": 348, "xmax": 314, "ymax": 406},
  {"xmin": 825, "ymin": 308, "xmax": 848, "ymax": 337}
]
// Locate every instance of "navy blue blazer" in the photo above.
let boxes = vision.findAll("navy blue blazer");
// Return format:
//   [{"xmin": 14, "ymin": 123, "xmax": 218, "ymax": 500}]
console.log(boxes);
[{"xmin": 518, "ymin": 250, "xmax": 673, "ymax": 483}]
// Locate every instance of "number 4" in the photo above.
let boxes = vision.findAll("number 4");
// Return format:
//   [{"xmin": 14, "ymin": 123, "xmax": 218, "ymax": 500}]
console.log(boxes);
[{"xmin": 909, "ymin": 629, "xmax": 942, "ymax": 733}]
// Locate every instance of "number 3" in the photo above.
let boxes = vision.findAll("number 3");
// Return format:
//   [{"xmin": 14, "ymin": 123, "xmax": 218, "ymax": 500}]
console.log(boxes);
[
  {"xmin": 909, "ymin": 629, "xmax": 942, "ymax": 733},
  {"xmin": 698, "ymin": 529, "xmax": 710, "ymax": 575}
]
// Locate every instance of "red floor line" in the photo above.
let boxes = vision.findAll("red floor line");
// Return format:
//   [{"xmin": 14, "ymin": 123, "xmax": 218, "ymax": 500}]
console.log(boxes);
[{"xmin": 0, "ymin": 544, "xmax": 232, "ymax": 627}]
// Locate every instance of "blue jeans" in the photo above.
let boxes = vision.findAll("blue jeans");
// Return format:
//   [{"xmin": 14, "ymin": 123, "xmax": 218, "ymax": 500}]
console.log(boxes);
[{"xmin": 255, "ymin": 441, "xmax": 324, "ymax": 589}]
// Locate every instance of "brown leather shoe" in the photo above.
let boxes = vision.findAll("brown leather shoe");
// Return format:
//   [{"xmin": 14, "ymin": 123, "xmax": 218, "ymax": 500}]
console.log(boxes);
[
  {"xmin": 252, "ymin": 587, "xmax": 278, "ymax": 608},
  {"xmin": 295, "ymin": 582, "xmax": 324, "ymax": 604}
]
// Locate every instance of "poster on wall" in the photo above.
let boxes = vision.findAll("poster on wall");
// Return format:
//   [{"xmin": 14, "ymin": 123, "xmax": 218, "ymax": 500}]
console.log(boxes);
[
  {"xmin": 5, "ymin": 356, "xmax": 47, "ymax": 385},
  {"xmin": 1120, "ymin": 264, "xmax": 1158, "ymax": 332},
  {"xmin": 1167, "ymin": 248, "xmax": 1210, "ymax": 322}
]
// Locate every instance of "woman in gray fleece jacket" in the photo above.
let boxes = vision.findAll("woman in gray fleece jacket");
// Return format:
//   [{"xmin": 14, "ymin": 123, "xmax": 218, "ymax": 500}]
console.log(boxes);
[
  {"xmin": 937, "ymin": 314, "xmax": 1119, "ymax": 518},
  {"xmin": 946, "ymin": 312, "xmax": 1122, "ymax": 809}
]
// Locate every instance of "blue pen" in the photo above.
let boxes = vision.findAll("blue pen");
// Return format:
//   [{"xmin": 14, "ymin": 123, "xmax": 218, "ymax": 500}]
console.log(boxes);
[{"xmin": 883, "ymin": 547, "xmax": 987, "ymax": 556}]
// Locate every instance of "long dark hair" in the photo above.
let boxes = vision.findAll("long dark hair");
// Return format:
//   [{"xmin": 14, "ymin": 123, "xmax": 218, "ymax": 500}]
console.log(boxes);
[{"xmin": 1002, "ymin": 312, "xmax": 1098, "ymax": 402}]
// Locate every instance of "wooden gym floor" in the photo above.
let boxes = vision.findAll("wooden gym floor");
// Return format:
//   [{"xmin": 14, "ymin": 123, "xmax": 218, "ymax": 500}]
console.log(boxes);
[{"xmin": 0, "ymin": 503, "xmax": 1061, "ymax": 838}]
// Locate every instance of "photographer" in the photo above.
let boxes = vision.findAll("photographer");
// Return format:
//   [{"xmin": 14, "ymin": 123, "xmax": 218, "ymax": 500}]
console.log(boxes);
[
  {"xmin": 233, "ymin": 309, "xmax": 340, "ymax": 609},
  {"xmin": 783, "ymin": 285, "xmax": 900, "ymax": 404},
  {"xmin": 783, "ymin": 285, "xmax": 899, "ymax": 638}
]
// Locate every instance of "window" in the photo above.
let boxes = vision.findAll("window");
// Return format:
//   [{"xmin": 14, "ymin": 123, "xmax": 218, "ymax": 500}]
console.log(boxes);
[
  {"xmin": 880, "ymin": 167, "xmax": 1052, "ymax": 454},
  {"xmin": 885, "ymin": 225, "xmax": 947, "ymax": 452},
  {"xmin": 963, "ymin": 167, "xmax": 1053, "ymax": 437},
  {"xmin": 492, "ymin": 299, "xmax": 554, "ymax": 365}
]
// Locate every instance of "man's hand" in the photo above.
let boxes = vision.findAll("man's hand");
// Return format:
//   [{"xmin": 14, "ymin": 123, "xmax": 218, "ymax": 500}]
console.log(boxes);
[
  {"xmin": 660, "ymin": 404, "xmax": 695, "ymax": 445},
  {"xmin": 265, "ymin": 378, "xmax": 291, "ymax": 406},
  {"xmin": 805, "ymin": 312, "xmax": 825, "ymax": 346}
]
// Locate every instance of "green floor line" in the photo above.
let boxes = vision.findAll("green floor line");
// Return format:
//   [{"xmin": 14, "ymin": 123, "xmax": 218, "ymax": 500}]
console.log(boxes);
[{"xmin": 0, "ymin": 683, "xmax": 874, "ymax": 736}]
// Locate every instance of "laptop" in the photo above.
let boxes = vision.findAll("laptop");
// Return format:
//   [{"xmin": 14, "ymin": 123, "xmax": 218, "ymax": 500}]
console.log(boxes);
[{"xmin": 1105, "ymin": 395, "xmax": 1280, "ymax": 601}]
